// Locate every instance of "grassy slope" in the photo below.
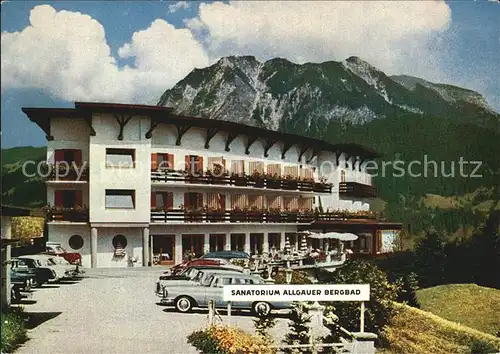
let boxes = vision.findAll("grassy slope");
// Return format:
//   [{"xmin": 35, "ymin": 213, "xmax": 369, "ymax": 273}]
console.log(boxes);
[
  {"xmin": 416, "ymin": 284, "xmax": 500, "ymax": 335},
  {"xmin": 381, "ymin": 303, "xmax": 500, "ymax": 354}
]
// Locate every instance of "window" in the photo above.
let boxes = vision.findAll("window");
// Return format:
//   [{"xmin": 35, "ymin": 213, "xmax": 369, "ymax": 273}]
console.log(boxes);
[
  {"xmin": 55, "ymin": 190, "xmax": 82, "ymax": 208},
  {"xmin": 184, "ymin": 192, "xmax": 203, "ymax": 210},
  {"xmin": 106, "ymin": 148, "xmax": 135, "ymax": 167},
  {"xmin": 105, "ymin": 189, "xmax": 135, "ymax": 209},
  {"xmin": 69, "ymin": 234, "xmax": 84, "ymax": 250},
  {"xmin": 341, "ymin": 170, "xmax": 346, "ymax": 183},
  {"xmin": 112, "ymin": 234, "xmax": 127, "ymax": 249},
  {"xmin": 54, "ymin": 149, "xmax": 82, "ymax": 165},
  {"xmin": 185, "ymin": 155, "xmax": 203, "ymax": 174},
  {"xmin": 155, "ymin": 192, "xmax": 173, "ymax": 209}
]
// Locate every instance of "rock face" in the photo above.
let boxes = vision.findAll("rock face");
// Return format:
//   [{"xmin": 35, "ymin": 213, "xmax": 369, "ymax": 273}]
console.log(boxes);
[{"xmin": 157, "ymin": 55, "xmax": 499, "ymax": 133}]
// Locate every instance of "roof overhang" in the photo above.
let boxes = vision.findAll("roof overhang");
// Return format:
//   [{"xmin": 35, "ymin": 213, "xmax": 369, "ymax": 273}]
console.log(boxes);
[
  {"xmin": 22, "ymin": 101, "xmax": 381, "ymax": 159},
  {"xmin": 1, "ymin": 205, "xmax": 33, "ymax": 217}
]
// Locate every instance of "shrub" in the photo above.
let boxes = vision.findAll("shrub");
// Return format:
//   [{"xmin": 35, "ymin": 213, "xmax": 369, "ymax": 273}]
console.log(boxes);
[
  {"xmin": 273, "ymin": 270, "xmax": 313, "ymax": 285},
  {"xmin": 318, "ymin": 260, "xmax": 400, "ymax": 337},
  {"xmin": 381, "ymin": 303, "xmax": 500, "ymax": 354},
  {"xmin": 187, "ymin": 325, "xmax": 275, "ymax": 354},
  {"xmin": 253, "ymin": 314, "xmax": 277, "ymax": 343},
  {"xmin": 283, "ymin": 302, "xmax": 312, "ymax": 354},
  {"xmin": 1, "ymin": 307, "xmax": 28, "ymax": 353},
  {"xmin": 396, "ymin": 272, "xmax": 420, "ymax": 308}
]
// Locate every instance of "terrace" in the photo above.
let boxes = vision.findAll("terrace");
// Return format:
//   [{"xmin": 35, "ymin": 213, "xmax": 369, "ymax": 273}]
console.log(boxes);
[{"xmin": 339, "ymin": 181, "xmax": 377, "ymax": 198}]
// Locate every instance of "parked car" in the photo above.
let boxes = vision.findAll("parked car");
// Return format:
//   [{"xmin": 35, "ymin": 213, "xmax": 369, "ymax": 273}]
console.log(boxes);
[
  {"xmin": 11, "ymin": 258, "xmax": 54, "ymax": 287},
  {"xmin": 17, "ymin": 255, "xmax": 76, "ymax": 281},
  {"xmin": 9, "ymin": 268, "xmax": 34, "ymax": 292},
  {"xmin": 45, "ymin": 242, "xmax": 82, "ymax": 265},
  {"xmin": 200, "ymin": 251, "xmax": 250, "ymax": 260},
  {"xmin": 168, "ymin": 258, "xmax": 229, "ymax": 275},
  {"xmin": 156, "ymin": 268, "xmax": 244, "ymax": 298},
  {"xmin": 159, "ymin": 273, "xmax": 290, "ymax": 316}
]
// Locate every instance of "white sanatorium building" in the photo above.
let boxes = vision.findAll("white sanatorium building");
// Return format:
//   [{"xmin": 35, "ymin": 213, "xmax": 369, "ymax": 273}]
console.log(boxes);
[{"xmin": 23, "ymin": 102, "xmax": 402, "ymax": 268}]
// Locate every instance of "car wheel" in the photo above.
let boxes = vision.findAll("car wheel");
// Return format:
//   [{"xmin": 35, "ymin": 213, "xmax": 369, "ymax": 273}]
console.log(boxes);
[
  {"xmin": 253, "ymin": 302, "xmax": 271, "ymax": 316},
  {"xmin": 32, "ymin": 279, "xmax": 41, "ymax": 288},
  {"xmin": 175, "ymin": 296, "xmax": 193, "ymax": 313}
]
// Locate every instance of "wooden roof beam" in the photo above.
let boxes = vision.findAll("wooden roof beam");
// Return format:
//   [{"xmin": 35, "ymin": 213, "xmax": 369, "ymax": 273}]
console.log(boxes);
[
  {"xmin": 263, "ymin": 139, "xmax": 278, "ymax": 158},
  {"xmin": 225, "ymin": 132, "xmax": 239, "ymax": 152},
  {"xmin": 204, "ymin": 127, "xmax": 220, "ymax": 149},
  {"xmin": 175, "ymin": 124, "xmax": 192, "ymax": 146},
  {"xmin": 298, "ymin": 145, "xmax": 310, "ymax": 162},
  {"xmin": 113, "ymin": 114, "xmax": 133, "ymax": 140},
  {"xmin": 306, "ymin": 147, "xmax": 322, "ymax": 164},
  {"xmin": 245, "ymin": 136, "xmax": 259, "ymax": 155},
  {"xmin": 281, "ymin": 142, "xmax": 294, "ymax": 159}
]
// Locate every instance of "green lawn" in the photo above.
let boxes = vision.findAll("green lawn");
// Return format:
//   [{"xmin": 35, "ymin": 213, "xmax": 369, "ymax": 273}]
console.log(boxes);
[{"xmin": 416, "ymin": 283, "xmax": 500, "ymax": 335}]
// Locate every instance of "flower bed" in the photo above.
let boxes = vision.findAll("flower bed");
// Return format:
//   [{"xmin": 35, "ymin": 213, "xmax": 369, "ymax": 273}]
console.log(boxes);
[
  {"xmin": 1, "ymin": 308, "xmax": 28, "ymax": 353},
  {"xmin": 187, "ymin": 325, "xmax": 275, "ymax": 354}
]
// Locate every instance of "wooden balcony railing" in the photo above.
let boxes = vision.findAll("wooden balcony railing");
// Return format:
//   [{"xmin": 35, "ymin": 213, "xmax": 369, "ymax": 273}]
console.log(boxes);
[
  {"xmin": 150, "ymin": 209, "xmax": 377, "ymax": 223},
  {"xmin": 339, "ymin": 181, "xmax": 377, "ymax": 198},
  {"xmin": 45, "ymin": 207, "xmax": 89, "ymax": 222},
  {"xmin": 151, "ymin": 170, "xmax": 332, "ymax": 193},
  {"xmin": 45, "ymin": 164, "xmax": 89, "ymax": 181}
]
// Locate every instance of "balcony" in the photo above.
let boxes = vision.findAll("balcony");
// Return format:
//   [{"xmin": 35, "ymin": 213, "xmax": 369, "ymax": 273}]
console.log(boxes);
[
  {"xmin": 45, "ymin": 207, "xmax": 89, "ymax": 223},
  {"xmin": 339, "ymin": 181, "xmax": 377, "ymax": 198},
  {"xmin": 150, "ymin": 208, "xmax": 377, "ymax": 224},
  {"xmin": 151, "ymin": 170, "xmax": 332, "ymax": 194},
  {"xmin": 45, "ymin": 164, "xmax": 89, "ymax": 182}
]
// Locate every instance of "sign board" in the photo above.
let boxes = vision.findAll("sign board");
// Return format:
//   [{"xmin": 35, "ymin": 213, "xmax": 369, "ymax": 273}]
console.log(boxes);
[{"xmin": 223, "ymin": 284, "xmax": 370, "ymax": 302}]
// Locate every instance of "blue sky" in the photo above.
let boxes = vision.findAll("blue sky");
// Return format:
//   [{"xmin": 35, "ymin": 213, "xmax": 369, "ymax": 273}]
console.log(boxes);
[{"xmin": 1, "ymin": 0, "xmax": 499, "ymax": 148}]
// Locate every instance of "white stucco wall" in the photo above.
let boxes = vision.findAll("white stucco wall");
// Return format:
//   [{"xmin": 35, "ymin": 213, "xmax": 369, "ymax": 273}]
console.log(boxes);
[{"xmin": 48, "ymin": 224, "xmax": 91, "ymax": 267}]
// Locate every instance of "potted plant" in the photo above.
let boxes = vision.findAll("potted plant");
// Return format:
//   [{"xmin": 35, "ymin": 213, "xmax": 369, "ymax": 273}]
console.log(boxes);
[
  {"xmin": 248, "ymin": 171, "xmax": 265, "ymax": 188},
  {"xmin": 266, "ymin": 207, "xmax": 282, "ymax": 223},
  {"xmin": 247, "ymin": 206, "xmax": 264, "ymax": 222},
  {"xmin": 186, "ymin": 207, "xmax": 204, "ymax": 222},
  {"xmin": 206, "ymin": 206, "xmax": 226, "ymax": 222},
  {"xmin": 298, "ymin": 176, "xmax": 315, "ymax": 191},
  {"xmin": 282, "ymin": 174, "xmax": 298, "ymax": 190},
  {"xmin": 231, "ymin": 172, "xmax": 247, "ymax": 186},
  {"xmin": 265, "ymin": 172, "xmax": 281, "ymax": 189},
  {"xmin": 230, "ymin": 206, "xmax": 247, "ymax": 222},
  {"xmin": 207, "ymin": 163, "xmax": 228, "ymax": 185}
]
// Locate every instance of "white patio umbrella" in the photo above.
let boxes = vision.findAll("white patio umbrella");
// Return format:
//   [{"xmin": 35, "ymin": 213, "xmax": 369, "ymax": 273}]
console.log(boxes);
[
  {"xmin": 284, "ymin": 235, "xmax": 291, "ymax": 253},
  {"xmin": 322, "ymin": 232, "xmax": 358, "ymax": 241},
  {"xmin": 300, "ymin": 234, "xmax": 308, "ymax": 253}
]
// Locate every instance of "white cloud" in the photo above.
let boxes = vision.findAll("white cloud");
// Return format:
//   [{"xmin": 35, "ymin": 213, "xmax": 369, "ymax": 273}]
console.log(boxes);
[
  {"xmin": 1, "ymin": 5, "xmax": 209, "ymax": 103},
  {"xmin": 168, "ymin": 1, "xmax": 190, "ymax": 13},
  {"xmin": 186, "ymin": 1, "xmax": 452, "ymax": 80}
]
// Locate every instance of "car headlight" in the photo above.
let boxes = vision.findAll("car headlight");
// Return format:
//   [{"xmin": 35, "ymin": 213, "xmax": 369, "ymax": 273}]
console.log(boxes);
[{"xmin": 163, "ymin": 287, "xmax": 168, "ymax": 298}]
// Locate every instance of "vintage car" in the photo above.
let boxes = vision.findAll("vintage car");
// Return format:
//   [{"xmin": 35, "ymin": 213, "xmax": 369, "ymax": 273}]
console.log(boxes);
[
  {"xmin": 9, "ymin": 268, "xmax": 34, "ymax": 302},
  {"xmin": 159, "ymin": 273, "xmax": 290, "ymax": 316},
  {"xmin": 45, "ymin": 242, "xmax": 83, "ymax": 266},
  {"xmin": 200, "ymin": 251, "xmax": 250, "ymax": 260},
  {"xmin": 17, "ymin": 255, "xmax": 76, "ymax": 281},
  {"xmin": 11, "ymin": 258, "xmax": 55, "ymax": 287},
  {"xmin": 159, "ymin": 264, "xmax": 241, "ymax": 281},
  {"xmin": 155, "ymin": 268, "xmax": 243, "ymax": 298},
  {"xmin": 167, "ymin": 258, "xmax": 229, "ymax": 275}
]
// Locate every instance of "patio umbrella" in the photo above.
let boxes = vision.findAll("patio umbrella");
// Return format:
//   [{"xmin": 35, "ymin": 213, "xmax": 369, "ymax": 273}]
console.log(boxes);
[
  {"xmin": 284, "ymin": 235, "xmax": 291, "ymax": 253},
  {"xmin": 300, "ymin": 234, "xmax": 308, "ymax": 253},
  {"xmin": 323, "ymin": 232, "xmax": 358, "ymax": 241}
]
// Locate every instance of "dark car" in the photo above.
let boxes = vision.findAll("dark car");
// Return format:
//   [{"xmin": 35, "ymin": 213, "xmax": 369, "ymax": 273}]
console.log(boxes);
[
  {"xmin": 200, "ymin": 251, "xmax": 250, "ymax": 260},
  {"xmin": 168, "ymin": 259, "xmax": 228, "ymax": 275},
  {"xmin": 9, "ymin": 269, "xmax": 34, "ymax": 292},
  {"xmin": 11, "ymin": 258, "xmax": 55, "ymax": 287}
]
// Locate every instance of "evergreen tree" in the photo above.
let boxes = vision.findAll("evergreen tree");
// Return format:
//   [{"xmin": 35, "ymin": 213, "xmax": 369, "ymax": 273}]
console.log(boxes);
[
  {"xmin": 283, "ymin": 302, "xmax": 312, "ymax": 354},
  {"xmin": 396, "ymin": 272, "xmax": 420, "ymax": 308},
  {"xmin": 414, "ymin": 229, "xmax": 447, "ymax": 287},
  {"xmin": 253, "ymin": 313, "xmax": 277, "ymax": 344}
]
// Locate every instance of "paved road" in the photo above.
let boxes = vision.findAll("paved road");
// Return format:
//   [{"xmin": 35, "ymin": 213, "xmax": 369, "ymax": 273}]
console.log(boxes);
[{"xmin": 15, "ymin": 268, "xmax": 290, "ymax": 354}]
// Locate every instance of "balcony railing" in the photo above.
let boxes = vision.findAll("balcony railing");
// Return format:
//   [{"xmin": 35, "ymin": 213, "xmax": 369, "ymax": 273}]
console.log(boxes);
[
  {"xmin": 150, "ymin": 209, "xmax": 377, "ymax": 223},
  {"xmin": 45, "ymin": 164, "xmax": 89, "ymax": 181},
  {"xmin": 339, "ymin": 181, "xmax": 377, "ymax": 198},
  {"xmin": 45, "ymin": 207, "xmax": 89, "ymax": 222},
  {"xmin": 151, "ymin": 170, "xmax": 332, "ymax": 194}
]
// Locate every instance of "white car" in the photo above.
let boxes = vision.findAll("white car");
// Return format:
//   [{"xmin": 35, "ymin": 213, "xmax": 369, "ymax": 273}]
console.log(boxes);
[{"xmin": 18, "ymin": 255, "xmax": 76, "ymax": 281}]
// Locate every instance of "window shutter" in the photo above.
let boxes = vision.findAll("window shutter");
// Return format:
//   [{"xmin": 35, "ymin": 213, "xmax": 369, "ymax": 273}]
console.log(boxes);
[
  {"xmin": 197, "ymin": 193, "xmax": 203, "ymax": 209},
  {"xmin": 167, "ymin": 154, "xmax": 175, "ymax": 171},
  {"xmin": 219, "ymin": 194, "xmax": 226, "ymax": 210},
  {"xmin": 74, "ymin": 150, "xmax": 82, "ymax": 166},
  {"xmin": 54, "ymin": 150, "xmax": 64, "ymax": 163},
  {"xmin": 184, "ymin": 192, "xmax": 190, "ymax": 209},
  {"xmin": 151, "ymin": 153, "xmax": 158, "ymax": 171},
  {"xmin": 167, "ymin": 192, "xmax": 174, "ymax": 209},
  {"xmin": 198, "ymin": 156, "xmax": 204, "ymax": 173},
  {"xmin": 54, "ymin": 191, "xmax": 64, "ymax": 207},
  {"xmin": 151, "ymin": 192, "xmax": 156, "ymax": 208},
  {"xmin": 75, "ymin": 190, "xmax": 83, "ymax": 207},
  {"xmin": 185, "ymin": 155, "xmax": 190, "ymax": 172}
]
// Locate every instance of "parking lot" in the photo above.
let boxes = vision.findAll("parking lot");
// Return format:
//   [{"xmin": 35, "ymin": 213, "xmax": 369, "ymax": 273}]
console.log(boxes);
[{"xmin": 15, "ymin": 267, "xmax": 290, "ymax": 354}]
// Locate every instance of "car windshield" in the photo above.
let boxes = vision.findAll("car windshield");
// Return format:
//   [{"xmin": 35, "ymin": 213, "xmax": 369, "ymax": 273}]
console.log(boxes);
[
  {"xmin": 193, "ymin": 271, "xmax": 205, "ymax": 283},
  {"xmin": 203, "ymin": 274, "xmax": 215, "ymax": 286},
  {"xmin": 48, "ymin": 258, "xmax": 57, "ymax": 265},
  {"xmin": 188, "ymin": 269, "xmax": 200, "ymax": 279}
]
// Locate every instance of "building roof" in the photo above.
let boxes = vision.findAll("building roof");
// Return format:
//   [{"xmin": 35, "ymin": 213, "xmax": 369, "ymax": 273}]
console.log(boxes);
[
  {"xmin": 1, "ymin": 205, "xmax": 33, "ymax": 217},
  {"xmin": 22, "ymin": 101, "xmax": 381, "ymax": 159}
]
